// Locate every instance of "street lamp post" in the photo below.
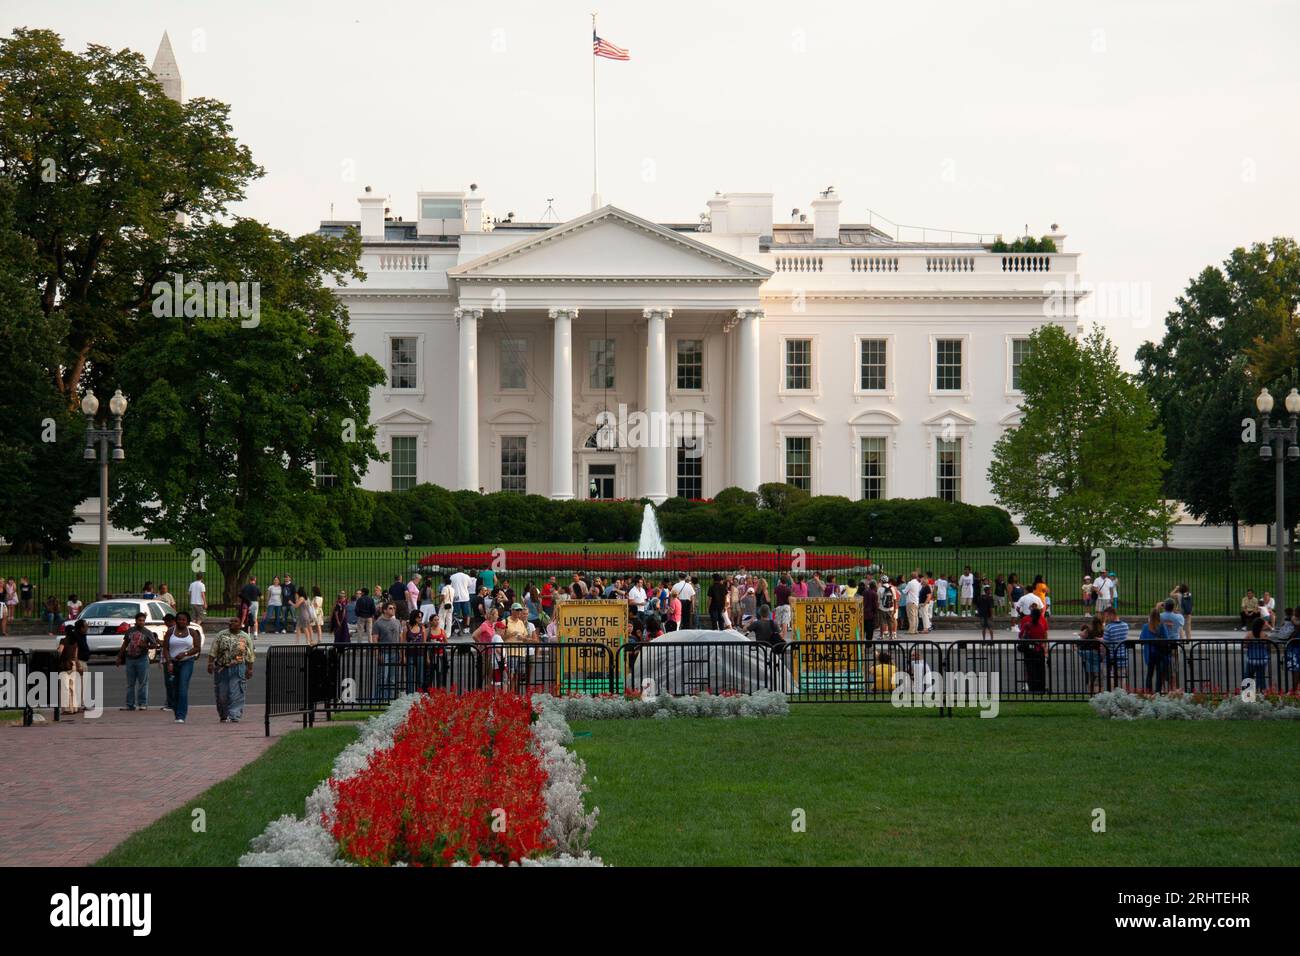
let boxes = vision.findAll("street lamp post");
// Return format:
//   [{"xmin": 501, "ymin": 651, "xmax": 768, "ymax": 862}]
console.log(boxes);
[
  {"xmin": 81, "ymin": 389, "xmax": 128, "ymax": 600},
  {"xmin": 1255, "ymin": 387, "xmax": 1300, "ymax": 611}
]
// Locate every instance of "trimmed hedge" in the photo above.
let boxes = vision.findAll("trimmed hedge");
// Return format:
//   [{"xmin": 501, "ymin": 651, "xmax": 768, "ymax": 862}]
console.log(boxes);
[{"xmin": 345, "ymin": 483, "xmax": 1018, "ymax": 548}]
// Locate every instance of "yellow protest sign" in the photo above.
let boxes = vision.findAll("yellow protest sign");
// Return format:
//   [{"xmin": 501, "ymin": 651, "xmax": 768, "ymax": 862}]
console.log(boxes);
[
  {"xmin": 790, "ymin": 597, "xmax": 866, "ymax": 689},
  {"xmin": 554, "ymin": 599, "xmax": 628, "ymax": 693}
]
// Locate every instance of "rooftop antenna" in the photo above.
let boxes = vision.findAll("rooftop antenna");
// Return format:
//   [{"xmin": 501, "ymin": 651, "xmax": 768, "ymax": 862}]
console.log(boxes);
[{"xmin": 540, "ymin": 198, "xmax": 560, "ymax": 222}]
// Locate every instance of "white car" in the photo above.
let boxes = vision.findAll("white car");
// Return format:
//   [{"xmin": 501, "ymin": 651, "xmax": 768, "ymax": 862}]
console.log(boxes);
[{"xmin": 71, "ymin": 598, "xmax": 205, "ymax": 658}]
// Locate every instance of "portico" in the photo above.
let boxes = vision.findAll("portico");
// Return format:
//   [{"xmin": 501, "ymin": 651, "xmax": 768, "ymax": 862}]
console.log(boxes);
[{"xmin": 447, "ymin": 206, "xmax": 770, "ymax": 502}]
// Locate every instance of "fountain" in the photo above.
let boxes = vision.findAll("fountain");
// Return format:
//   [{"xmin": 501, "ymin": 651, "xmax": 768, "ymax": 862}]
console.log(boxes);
[{"xmin": 635, "ymin": 502, "xmax": 665, "ymax": 558}]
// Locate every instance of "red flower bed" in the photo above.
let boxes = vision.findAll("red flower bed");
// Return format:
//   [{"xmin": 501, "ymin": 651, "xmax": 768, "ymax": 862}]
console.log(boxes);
[
  {"xmin": 329, "ymin": 691, "xmax": 552, "ymax": 866},
  {"xmin": 419, "ymin": 549, "xmax": 871, "ymax": 573}
]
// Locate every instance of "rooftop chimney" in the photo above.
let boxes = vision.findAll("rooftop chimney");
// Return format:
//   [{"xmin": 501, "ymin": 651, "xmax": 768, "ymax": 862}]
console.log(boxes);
[
  {"xmin": 811, "ymin": 187, "xmax": 841, "ymax": 243},
  {"xmin": 462, "ymin": 185, "xmax": 485, "ymax": 234},
  {"xmin": 358, "ymin": 188, "xmax": 386, "ymax": 240},
  {"xmin": 706, "ymin": 194, "xmax": 730, "ymax": 234},
  {"xmin": 1046, "ymin": 223, "xmax": 1067, "ymax": 252}
]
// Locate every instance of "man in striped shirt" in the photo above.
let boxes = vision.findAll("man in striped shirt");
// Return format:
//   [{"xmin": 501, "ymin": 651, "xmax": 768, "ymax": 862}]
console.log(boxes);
[{"xmin": 1101, "ymin": 607, "xmax": 1129, "ymax": 690}]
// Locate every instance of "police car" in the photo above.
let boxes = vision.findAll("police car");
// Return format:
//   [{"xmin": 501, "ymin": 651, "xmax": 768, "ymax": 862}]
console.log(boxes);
[{"xmin": 72, "ymin": 598, "xmax": 205, "ymax": 658}]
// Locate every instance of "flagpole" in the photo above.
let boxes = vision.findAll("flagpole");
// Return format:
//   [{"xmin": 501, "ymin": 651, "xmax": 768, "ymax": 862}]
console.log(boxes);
[{"xmin": 591, "ymin": 12, "xmax": 599, "ymax": 210}]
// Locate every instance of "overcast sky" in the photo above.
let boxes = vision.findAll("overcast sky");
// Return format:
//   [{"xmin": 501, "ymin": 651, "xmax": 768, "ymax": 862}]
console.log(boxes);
[{"xmin": 5, "ymin": 0, "xmax": 1298, "ymax": 368}]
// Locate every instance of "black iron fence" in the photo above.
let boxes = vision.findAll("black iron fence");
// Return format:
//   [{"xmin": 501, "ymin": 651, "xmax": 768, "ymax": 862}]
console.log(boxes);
[
  {"xmin": 0, "ymin": 648, "xmax": 65, "ymax": 724},
  {"xmin": 263, "ymin": 636, "xmax": 1300, "ymax": 732},
  {"xmin": 7, "ymin": 543, "xmax": 1300, "ymax": 619}
]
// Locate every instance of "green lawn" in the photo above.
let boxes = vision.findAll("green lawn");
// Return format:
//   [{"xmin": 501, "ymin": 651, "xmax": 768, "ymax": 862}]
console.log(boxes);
[
  {"xmin": 570, "ymin": 703, "xmax": 1300, "ymax": 866},
  {"xmin": 95, "ymin": 725, "xmax": 358, "ymax": 867}
]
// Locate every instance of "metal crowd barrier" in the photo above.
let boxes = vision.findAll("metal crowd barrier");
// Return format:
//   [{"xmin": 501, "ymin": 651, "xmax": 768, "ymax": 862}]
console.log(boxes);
[{"xmin": 264, "ymin": 636, "xmax": 1300, "ymax": 733}]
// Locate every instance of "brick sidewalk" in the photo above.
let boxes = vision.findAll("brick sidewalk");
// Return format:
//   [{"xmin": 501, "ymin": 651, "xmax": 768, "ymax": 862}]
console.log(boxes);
[{"xmin": 0, "ymin": 705, "xmax": 302, "ymax": 866}]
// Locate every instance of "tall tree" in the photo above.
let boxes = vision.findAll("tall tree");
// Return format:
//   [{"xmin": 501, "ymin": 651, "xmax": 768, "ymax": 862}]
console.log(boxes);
[
  {"xmin": 109, "ymin": 220, "xmax": 385, "ymax": 605},
  {"xmin": 0, "ymin": 27, "xmax": 261, "ymax": 402},
  {"xmin": 989, "ymin": 325, "xmax": 1174, "ymax": 572},
  {"xmin": 1137, "ymin": 238, "xmax": 1300, "ymax": 547},
  {"xmin": 0, "ymin": 182, "xmax": 88, "ymax": 554},
  {"xmin": 0, "ymin": 27, "xmax": 261, "ymax": 550}
]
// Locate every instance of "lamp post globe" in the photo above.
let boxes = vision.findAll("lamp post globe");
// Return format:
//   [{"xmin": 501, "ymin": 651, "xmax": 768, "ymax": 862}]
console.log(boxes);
[
  {"xmin": 80, "ymin": 392, "xmax": 99, "ymax": 417},
  {"xmin": 1286, "ymin": 388, "xmax": 1300, "ymax": 415},
  {"xmin": 109, "ymin": 388, "xmax": 128, "ymax": 417},
  {"xmin": 1256, "ymin": 388, "xmax": 1274, "ymax": 414}
]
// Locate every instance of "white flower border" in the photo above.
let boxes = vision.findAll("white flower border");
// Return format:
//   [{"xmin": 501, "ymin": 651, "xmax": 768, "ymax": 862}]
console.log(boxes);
[
  {"xmin": 240, "ymin": 693, "xmax": 605, "ymax": 867},
  {"xmin": 1090, "ymin": 688, "xmax": 1300, "ymax": 721},
  {"xmin": 240, "ymin": 690, "xmax": 788, "ymax": 867}
]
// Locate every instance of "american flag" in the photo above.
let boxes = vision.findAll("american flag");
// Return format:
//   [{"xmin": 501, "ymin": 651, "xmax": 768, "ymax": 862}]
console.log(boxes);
[{"xmin": 593, "ymin": 32, "xmax": 629, "ymax": 60}]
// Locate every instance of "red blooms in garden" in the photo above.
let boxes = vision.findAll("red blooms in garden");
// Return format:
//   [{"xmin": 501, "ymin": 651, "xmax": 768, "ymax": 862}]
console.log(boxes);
[
  {"xmin": 420, "ymin": 549, "xmax": 869, "ymax": 573},
  {"xmin": 329, "ymin": 691, "xmax": 553, "ymax": 866}
]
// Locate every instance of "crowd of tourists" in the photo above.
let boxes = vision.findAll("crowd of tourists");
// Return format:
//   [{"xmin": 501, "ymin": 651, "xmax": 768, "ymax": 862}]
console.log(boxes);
[{"xmin": 29, "ymin": 561, "xmax": 1300, "ymax": 714}]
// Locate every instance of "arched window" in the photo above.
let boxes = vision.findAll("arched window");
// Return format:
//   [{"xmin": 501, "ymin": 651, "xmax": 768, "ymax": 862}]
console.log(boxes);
[{"xmin": 584, "ymin": 425, "xmax": 621, "ymax": 450}]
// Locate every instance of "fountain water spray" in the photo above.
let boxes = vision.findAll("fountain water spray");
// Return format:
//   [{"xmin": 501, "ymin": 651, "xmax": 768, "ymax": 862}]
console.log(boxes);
[{"xmin": 636, "ymin": 503, "xmax": 665, "ymax": 558}]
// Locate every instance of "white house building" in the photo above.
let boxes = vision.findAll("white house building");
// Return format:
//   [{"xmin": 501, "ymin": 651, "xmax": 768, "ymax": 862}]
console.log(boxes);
[{"xmin": 321, "ymin": 187, "xmax": 1082, "ymax": 506}]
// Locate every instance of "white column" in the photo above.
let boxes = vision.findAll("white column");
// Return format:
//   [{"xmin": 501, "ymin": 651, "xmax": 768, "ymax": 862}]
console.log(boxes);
[
  {"xmin": 454, "ymin": 307, "xmax": 481, "ymax": 491},
  {"xmin": 548, "ymin": 307, "xmax": 578, "ymax": 500},
  {"xmin": 732, "ymin": 308, "xmax": 762, "ymax": 491},
  {"xmin": 642, "ymin": 307, "xmax": 671, "ymax": 504}
]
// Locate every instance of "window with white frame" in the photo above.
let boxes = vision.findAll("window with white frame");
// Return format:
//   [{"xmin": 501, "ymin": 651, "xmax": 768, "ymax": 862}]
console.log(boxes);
[
  {"xmin": 499, "ymin": 338, "xmax": 527, "ymax": 390},
  {"xmin": 313, "ymin": 460, "xmax": 339, "ymax": 489},
  {"xmin": 391, "ymin": 436, "xmax": 417, "ymax": 491},
  {"xmin": 784, "ymin": 436, "xmax": 812, "ymax": 491},
  {"xmin": 676, "ymin": 438, "xmax": 703, "ymax": 499},
  {"xmin": 500, "ymin": 436, "xmax": 527, "ymax": 493},
  {"xmin": 1010, "ymin": 337, "xmax": 1031, "ymax": 391},
  {"xmin": 389, "ymin": 336, "xmax": 418, "ymax": 390},
  {"xmin": 860, "ymin": 436, "xmax": 886, "ymax": 500},
  {"xmin": 785, "ymin": 339, "xmax": 812, "ymax": 391},
  {"xmin": 935, "ymin": 339, "xmax": 963, "ymax": 391},
  {"xmin": 676, "ymin": 339, "xmax": 703, "ymax": 391},
  {"xmin": 936, "ymin": 438, "xmax": 961, "ymax": 502},
  {"xmin": 589, "ymin": 338, "xmax": 616, "ymax": 390},
  {"xmin": 859, "ymin": 339, "xmax": 887, "ymax": 391}
]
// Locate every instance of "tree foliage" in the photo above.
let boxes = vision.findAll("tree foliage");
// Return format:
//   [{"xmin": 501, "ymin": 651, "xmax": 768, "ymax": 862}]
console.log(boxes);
[
  {"xmin": 1136, "ymin": 238, "xmax": 1300, "ymax": 540},
  {"xmin": 989, "ymin": 325, "xmax": 1173, "ymax": 568},
  {"xmin": 108, "ymin": 222, "xmax": 384, "ymax": 604},
  {"xmin": 0, "ymin": 27, "xmax": 261, "ymax": 551}
]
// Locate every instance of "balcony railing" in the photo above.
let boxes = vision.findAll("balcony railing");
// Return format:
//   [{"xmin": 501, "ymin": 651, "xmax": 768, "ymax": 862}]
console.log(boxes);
[{"xmin": 766, "ymin": 250, "xmax": 1074, "ymax": 278}]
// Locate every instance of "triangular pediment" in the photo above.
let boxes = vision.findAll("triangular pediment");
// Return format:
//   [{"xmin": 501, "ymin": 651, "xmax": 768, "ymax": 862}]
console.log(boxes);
[
  {"xmin": 773, "ymin": 408, "xmax": 827, "ymax": 427},
  {"xmin": 374, "ymin": 407, "xmax": 433, "ymax": 426},
  {"xmin": 923, "ymin": 408, "xmax": 977, "ymax": 427},
  {"xmin": 449, "ymin": 206, "xmax": 771, "ymax": 283}
]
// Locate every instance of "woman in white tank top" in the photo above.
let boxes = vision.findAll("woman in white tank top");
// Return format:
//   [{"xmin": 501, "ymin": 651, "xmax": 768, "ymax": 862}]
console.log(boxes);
[{"xmin": 163, "ymin": 611, "xmax": 200, "ymax": 723}]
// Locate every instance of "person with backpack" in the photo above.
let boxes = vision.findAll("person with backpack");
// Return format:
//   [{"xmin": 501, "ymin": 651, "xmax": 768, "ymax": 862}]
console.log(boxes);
[
  {"xmin": 115, "ymin": 611, "xmax": 160, "ymax": 710},
  {"xmin": 877, "ymin": 576, "xmax": 898, "ymax": 639}
]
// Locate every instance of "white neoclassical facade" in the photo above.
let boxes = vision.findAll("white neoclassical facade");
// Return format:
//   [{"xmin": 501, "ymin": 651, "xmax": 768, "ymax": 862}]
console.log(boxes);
[{"xmin": 321, "ymin": 187, "xmax": 1083, "ymax": 505}]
